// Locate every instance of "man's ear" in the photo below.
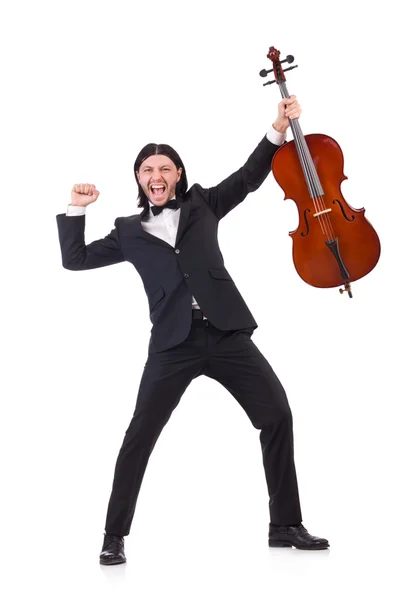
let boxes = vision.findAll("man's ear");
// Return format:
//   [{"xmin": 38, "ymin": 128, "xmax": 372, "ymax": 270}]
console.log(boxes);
[{"xmin": 177, "ymin": 167, "xmax": 182, "ymax": 182}]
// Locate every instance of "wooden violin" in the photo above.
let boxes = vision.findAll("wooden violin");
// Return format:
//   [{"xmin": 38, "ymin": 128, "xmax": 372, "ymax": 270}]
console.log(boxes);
[{"xmin": 260, "ymin": 47, "xmax": 381, "ymax": 298}]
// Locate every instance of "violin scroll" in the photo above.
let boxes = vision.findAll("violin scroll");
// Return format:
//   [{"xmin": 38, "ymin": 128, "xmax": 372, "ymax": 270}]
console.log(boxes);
[{"xmin": 259, "ymin": 47, "xmax": 298, "ymax": 86}]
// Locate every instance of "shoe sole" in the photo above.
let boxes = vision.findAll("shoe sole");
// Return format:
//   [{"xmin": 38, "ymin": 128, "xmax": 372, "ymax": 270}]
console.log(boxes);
[
  {"xmin": 269, "ymin": 540, "xmax": 329, "ymax": 550},
  {"xmin": 100, "ymin": 557, "xmax": 127, "ymax": 565}
]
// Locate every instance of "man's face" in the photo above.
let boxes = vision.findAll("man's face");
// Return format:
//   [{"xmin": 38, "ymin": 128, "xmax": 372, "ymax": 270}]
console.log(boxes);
[{"xmin": 136, "ymin": 154, "xmax": 182, "ymax": 206}]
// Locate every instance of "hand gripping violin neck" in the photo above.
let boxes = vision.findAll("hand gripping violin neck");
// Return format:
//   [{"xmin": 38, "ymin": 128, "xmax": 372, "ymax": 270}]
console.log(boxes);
[{"xmin": 260, "ymin": 47, "xmax": 381, "ymax": 299}]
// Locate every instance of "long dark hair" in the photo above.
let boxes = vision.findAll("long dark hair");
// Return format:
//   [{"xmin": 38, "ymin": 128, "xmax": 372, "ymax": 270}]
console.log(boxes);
[{"xmin": 133, "ymin": 143, "xmax": 188, "ymax": 212}]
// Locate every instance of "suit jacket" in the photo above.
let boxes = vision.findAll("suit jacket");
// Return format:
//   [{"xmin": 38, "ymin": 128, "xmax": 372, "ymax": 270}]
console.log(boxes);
[{"xmin": 56, "ymin": 134, "xmax": 281, "ymax": 353}]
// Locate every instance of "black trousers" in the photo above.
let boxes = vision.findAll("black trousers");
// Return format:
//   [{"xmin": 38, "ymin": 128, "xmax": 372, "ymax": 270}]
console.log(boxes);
[{"xmin": 104, "ymin": 312, "xmax": 302, "ymax": 536}]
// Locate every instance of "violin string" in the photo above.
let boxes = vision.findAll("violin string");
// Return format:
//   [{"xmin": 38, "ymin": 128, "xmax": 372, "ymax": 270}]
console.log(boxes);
[
  {"xmin": 294, "ymin": 121, "xmax": 336, "ymax": 239},
  {"xmin": 292, "ymin": 121, "xmax": 333, "ymax": 239},
  {"xmin": 292, "ymin": 118, "xmax": 335, "ymax": 240},
  {"xmin": 305, "ymin": 147, "xmax": 336, "ymax": 239},
  {"xmin": 278, "ymin": 83, "xmax": 335, "ymax": 240},
  {"xmin": 283, "ymin": 100, "xmax": 330, "ymax": 237},
  {"xmin": 315, "ymin": 194, "xmax": 336, "ymax": 239},
  {"xmin": 290, "ymin": 117, "xmax": 332, "ymax": 239}
]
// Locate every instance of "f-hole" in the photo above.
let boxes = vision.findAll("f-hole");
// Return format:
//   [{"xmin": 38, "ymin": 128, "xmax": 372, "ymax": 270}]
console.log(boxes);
[
  {"xmin": 333, "ymin": 199, "xmax": 355, "ymax": 222},
  {"xmin": 301, "ymin": 208, "xmax": 311, "ymax": 237}
]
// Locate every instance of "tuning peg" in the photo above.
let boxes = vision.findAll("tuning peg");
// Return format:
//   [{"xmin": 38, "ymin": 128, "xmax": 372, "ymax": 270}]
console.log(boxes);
[
  {"xmin": 259, "ymin": 68, "xmax": 273, "ymax": 78},
  {"xmin": 283, "ymin": 65, "xmax": 298, "ymax": 74},
  {"xmin": 260, "ymin": 62, "xmax": 298, "ymax": 81},
  {"xmin": 260, "ymin": 56, "xmax": 298, "ymax": 88}
]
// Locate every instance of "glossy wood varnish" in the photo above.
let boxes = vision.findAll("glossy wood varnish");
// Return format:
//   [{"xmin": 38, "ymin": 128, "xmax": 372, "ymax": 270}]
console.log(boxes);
[{"xmin": 272, "ymin": 134, "xmax": 381, "ymax": 288}]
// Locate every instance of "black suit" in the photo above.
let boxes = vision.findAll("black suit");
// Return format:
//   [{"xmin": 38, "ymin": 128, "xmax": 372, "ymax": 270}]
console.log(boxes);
[{"xmin": 56, "ymin": 134, "xmax": 302, "ymax": 534}]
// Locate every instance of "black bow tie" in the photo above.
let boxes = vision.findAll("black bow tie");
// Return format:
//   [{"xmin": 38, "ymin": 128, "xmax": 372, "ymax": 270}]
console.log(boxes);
[{"xmin": 151, "ymin": 199, "xmax": 179, "ymax": 216}]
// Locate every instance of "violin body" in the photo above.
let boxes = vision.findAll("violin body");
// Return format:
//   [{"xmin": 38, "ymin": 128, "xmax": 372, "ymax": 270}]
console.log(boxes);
[
  {"xmin": 272, "ymin": 134, "xmax": 381, "ymax": 288},
  {"xmin": 260, "ymin": 47, "xmax": 381, "ymax": 297}
]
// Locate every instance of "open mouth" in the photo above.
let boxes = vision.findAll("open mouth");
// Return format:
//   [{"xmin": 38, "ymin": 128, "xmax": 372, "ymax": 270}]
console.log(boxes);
[{"xmin": 150, "ymin": 184, "xmax": 166, "ymax": 198}]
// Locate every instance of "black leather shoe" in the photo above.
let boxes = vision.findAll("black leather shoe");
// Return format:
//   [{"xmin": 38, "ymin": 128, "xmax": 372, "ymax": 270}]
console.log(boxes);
[
  {"xmin": 99, "ymin": 534, "xmax": 126, "ymax": 565},
  {"xmin": 269, "ymin": 524, "xmax": 329, "ymax": 550}
]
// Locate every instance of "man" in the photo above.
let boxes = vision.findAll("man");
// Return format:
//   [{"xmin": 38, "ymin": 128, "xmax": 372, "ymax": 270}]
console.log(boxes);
[{"xmin": 56, "ymin": 95, "xmax": 329, "ymax": 565}]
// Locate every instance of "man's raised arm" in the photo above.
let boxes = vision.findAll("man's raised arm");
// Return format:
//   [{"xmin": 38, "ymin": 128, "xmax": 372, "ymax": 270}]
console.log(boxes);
[
  {"xmin": 195, "ymin": 96, "xmax": 301, "ymax": 220},
  {"xmin": 56, "ymin": 183, "xmax": 125, "ymax": 270}
]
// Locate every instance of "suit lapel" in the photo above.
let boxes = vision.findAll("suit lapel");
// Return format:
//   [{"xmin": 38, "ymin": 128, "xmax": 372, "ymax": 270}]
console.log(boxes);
[
  {"xmin": 175, "ymin": 196, "xmax": 191, "ymax": 246},
  {"xmin": 137, "ymin": 211, "xmax": 171, "ymax": 248}
]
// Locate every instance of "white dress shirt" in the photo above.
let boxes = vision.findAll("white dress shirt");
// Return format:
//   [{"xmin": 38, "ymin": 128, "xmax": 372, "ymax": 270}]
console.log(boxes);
[{"xmin": 65, "ymin": 127, "xmax": 286, "ymax": 316}]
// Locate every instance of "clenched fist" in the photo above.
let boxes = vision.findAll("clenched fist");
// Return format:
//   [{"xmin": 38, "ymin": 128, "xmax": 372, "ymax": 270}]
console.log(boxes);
[{"xmin": 70, "ymin": 183, "xmax": 100, "ymax": 207}]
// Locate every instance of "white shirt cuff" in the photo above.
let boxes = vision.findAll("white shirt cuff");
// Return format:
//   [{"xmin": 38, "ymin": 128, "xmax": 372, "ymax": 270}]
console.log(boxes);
[
  {"xmin": 266, "ymin": 126, "xmax": 287, "ymax": 146},
  {"xmin": 66, "ymin": 205, "xmax": 86, "ymax": 216}
]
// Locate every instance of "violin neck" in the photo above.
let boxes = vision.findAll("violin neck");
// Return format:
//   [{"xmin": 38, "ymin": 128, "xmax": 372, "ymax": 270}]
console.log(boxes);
[{"xmin": 278, "ymin": 82, "xmax": 324, "ymax": 199}]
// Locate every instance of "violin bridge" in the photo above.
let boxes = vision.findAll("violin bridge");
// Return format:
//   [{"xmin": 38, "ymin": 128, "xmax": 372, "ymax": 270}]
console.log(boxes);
[{"xmin": 313, "ymin": 208, "xmax": 332, "ymax": 218}]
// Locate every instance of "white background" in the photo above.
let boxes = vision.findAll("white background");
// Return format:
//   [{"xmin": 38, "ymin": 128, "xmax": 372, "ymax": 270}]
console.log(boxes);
[{"xmin": 1, "ymin": 0, "xmax": 396, "ymax": 598}]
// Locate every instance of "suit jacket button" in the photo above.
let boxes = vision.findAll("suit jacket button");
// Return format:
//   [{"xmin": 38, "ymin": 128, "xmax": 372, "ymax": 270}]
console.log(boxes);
[
  {"xmin": 184, "ymin": 273, "xmax": 189, "ymax": 278},
  {"xmin": 175, "ymin": 249, "xmax": 180, "ymax": 254}
]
